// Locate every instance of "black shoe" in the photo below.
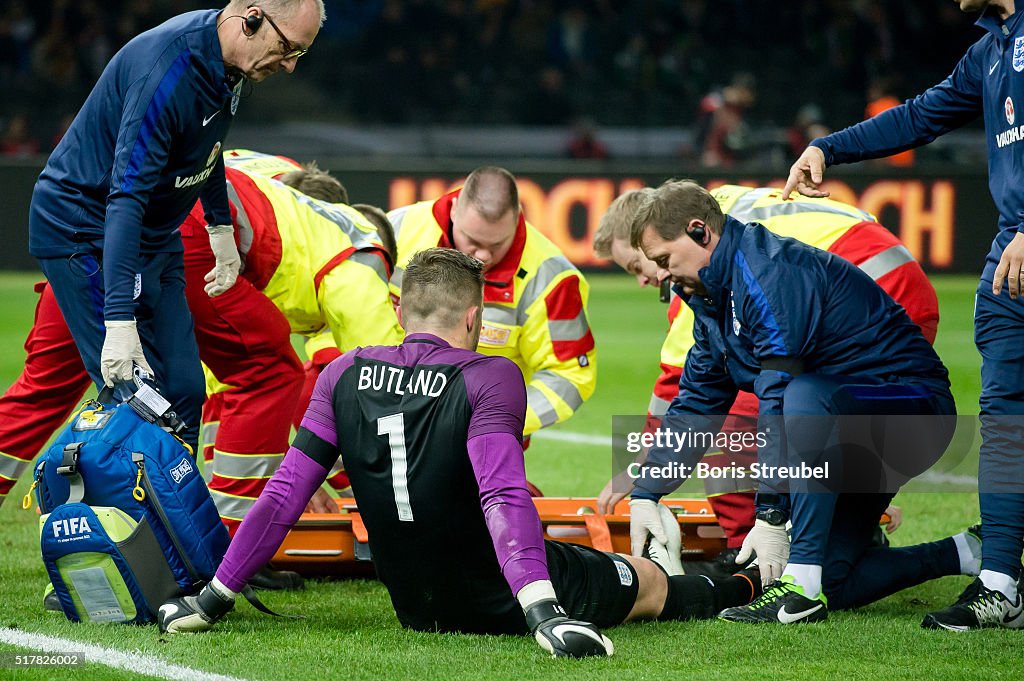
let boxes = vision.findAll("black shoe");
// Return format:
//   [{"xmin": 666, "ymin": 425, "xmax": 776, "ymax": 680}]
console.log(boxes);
[
  {"xmin": 685, "ymin": 547, "xmax": 752, "ymax": 580},
  {"xmin": 247, "ymin": 566, "xmax": 304, "ymax": 591},
  {"xmin": 43, "ymin": 586, "xmax": 61, "ymax": 613},
  {"xmin": 715, "ymin": 547, "xmax": 751, "ymax": 573},
  {"xmin": 921, "ymin": 578, "xmax": 1024, "ymax": 631},
  {"xmin": 158, "ymin": 583, "xmax": 235, "ymax": 634},
  {"xmin": 718, "ymin": 576, "xmax": 828, "ymax": 624},
  {"xmin": 951, "ymin": 577, "xmax": 983, "ymax": 606},
  {"xmin": 869, "ymin": 524, "xmax": 890, "ymax": 548}
]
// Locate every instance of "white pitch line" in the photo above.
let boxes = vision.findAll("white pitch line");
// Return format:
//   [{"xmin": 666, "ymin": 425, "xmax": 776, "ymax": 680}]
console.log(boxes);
[
  {"xmin": 917, "ymin": 470, "xmax": 978, "ymax": 487},
  {"xmin": 0, "ymin": 627, "xmax": 251, "ymax": 681},
  {"xmin": 531, "ymin": 429, "xmax": 609, "ymax": 447},
  {"xmin": 533, "ymin": 429, "xmax": 979, "ymax": 487}
]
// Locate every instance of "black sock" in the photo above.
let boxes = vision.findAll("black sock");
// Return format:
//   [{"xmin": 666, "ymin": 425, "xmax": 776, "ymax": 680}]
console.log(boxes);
[{"xmin": 658, "ymin": 574, "xmax": 757, "ymax": 621}]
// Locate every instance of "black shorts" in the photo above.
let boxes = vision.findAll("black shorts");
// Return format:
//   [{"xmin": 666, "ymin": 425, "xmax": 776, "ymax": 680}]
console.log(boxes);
[
  {"xmin": 390, "ymin": 540, "xmax": 639, "ymax": 635},
  {"xmin": 545, "ymin": 539, "xmax": 639, "ymax": 629}
]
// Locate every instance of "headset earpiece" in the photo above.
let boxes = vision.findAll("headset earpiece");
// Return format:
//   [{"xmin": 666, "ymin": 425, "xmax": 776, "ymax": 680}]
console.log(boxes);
[
  {"xmin": 688, "ymin": 222, "xmax": 707, "ymax": 245},
  {"xmin": 243, "ymin": 10, "xmax": 263, "ymax": 36}
]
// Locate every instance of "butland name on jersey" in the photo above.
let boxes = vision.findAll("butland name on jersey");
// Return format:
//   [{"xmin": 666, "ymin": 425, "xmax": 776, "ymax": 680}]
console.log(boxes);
[{"xmin": 357, "ymin": 364, "xmax": 448, "ymax": 397}]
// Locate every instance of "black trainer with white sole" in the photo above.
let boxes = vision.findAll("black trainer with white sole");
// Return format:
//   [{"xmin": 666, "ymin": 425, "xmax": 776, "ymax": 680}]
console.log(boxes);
[
  {"xmin": 921, "ymin": 578, "xmax": 1024, "ymax": 631},
  {"xmin": 718, "ymin": 575, "xmax": 828, "ymax": 624}
]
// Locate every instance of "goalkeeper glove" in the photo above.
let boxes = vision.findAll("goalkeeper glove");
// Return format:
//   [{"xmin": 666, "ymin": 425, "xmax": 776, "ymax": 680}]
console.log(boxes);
[
  {"xmin": 158, "ymin": 580, "xmax": 235, "ymax": 633},
  {"xmin": 519, "ymin": 580, "xmax": 613, "ymax": 658}
]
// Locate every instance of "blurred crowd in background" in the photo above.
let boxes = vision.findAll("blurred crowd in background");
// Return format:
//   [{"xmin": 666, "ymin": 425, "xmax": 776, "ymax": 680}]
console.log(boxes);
[{"xmin": 0, "ymin": 0, "xmax": 982, "ymax": 164}]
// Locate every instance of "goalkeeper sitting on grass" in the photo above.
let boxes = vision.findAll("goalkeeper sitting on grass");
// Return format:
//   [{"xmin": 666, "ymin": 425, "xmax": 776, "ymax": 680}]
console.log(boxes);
[{"xmin": 159, "ymin": 248, "xmax": 761, "ymax": 658}]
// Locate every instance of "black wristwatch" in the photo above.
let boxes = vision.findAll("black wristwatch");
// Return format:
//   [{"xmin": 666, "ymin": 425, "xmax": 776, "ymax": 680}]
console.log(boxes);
[{"xmin": 755, "ymin": 507, "xmax": 788, "ymax": 526}]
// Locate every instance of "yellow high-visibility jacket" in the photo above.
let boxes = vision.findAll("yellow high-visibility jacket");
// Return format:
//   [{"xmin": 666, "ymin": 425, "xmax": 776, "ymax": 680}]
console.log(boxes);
[
  {"xmin": 193, "ymin": 151, "xmax": 404, "ymax": 395},
  {"xmin": 389, "ymin": 189, "xmax": 597, "ymax": 436}
]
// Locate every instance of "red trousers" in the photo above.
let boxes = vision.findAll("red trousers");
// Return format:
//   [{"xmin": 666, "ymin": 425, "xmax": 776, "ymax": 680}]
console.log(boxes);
[
  {"xmin": 180, "ymin": 226, "xmax": 303, "ymax": 535},
  {"xmin": 705, "ymin": 392, "xmax": 759, "ymax": 549},
  {"xmin": 0, "ymin": 232, "xmax": 304, "ymax": 534},
  {"xmin": 292, "ymin": 350, "xmax": 351, "ymax": 492},
  {"xmin": 0, "ymin": 282, "xmax": 91, "ymax": 505}
]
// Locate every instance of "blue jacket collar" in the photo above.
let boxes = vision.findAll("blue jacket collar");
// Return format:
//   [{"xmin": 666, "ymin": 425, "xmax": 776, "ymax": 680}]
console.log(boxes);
[{"xmin": 977, "ymin": 6, "xmax": 1023, "ymax": 40}]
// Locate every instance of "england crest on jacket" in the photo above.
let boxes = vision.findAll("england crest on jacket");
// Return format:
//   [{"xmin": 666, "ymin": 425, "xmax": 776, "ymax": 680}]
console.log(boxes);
[{"xmin": 1014, "ymin": 36, "xmax": 1024, "ymax": 72}]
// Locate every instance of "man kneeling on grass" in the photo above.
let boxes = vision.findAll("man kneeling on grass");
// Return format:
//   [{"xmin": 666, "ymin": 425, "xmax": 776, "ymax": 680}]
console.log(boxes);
[
  {"xmin": 158, "ymin": 247, "xmax": 760, "ymax": 658},
  {"xmin": 602, "ymin": 180, "xmax": 980, "ymax": 625}
]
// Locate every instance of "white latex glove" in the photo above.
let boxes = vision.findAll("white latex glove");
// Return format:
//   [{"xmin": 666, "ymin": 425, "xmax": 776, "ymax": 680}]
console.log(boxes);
[
  {"xmin": 204, "ymin": 224, "xmax": 241, "ymax": 297},
  {"xmin": 736, "ymin": 519, "xmax": 790, "ymax": 586},
  {"xmin": 100, "ymin": 320, "xmax": 152, "ymax": 387},
  {"xmin": 629, "ymin": 498, "xmax": 668, "ymax": 557},
  {"xmin": 645, "ymin": 503, "xmax": 684, "ymax": 576}
]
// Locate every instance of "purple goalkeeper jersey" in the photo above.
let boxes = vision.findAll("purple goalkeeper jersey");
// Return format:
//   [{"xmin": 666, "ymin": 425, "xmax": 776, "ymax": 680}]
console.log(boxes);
[{"xmin": 216, "ymin": 333, "xmax": 549, "ymax": 629}]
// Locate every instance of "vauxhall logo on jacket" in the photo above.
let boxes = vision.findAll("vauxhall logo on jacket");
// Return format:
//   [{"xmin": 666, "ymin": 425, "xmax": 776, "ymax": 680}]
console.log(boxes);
[{"xmin": 175, "ymin": 142, "xmax": 222, "ymax": 188}]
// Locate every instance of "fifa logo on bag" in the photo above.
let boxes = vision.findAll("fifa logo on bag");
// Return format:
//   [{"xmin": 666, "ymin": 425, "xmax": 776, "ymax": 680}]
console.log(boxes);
[
  {"xmin": 51, "ymin": 516, "xmax": 92, "ymax": 538},
  {"xmin": 169, "ymin": 458, "xmax": 195, "ymax": 485}
]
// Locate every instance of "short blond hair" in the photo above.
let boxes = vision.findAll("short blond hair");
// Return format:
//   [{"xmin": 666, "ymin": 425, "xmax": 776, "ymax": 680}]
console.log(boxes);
[
  {"xmin": 401, "ymin": 248, "xmax": 484, "ymax": 329},
  {"xmin": 593, "ymin": 188, "xmax": 654, "ymax": 258}
]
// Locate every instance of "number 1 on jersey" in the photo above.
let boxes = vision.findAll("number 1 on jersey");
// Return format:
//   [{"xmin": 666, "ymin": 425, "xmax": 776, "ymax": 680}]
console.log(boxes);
[{"xmin": 377, "ymin": 413, "xmax": 413, "ymax": 521}]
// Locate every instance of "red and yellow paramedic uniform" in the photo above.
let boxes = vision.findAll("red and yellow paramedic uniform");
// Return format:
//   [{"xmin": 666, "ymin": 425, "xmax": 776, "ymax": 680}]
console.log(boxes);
[
  {"xmin": 188, "ymin": 151, "xmax": 403, "ymax": 531},
  {"xmin": 652, "ymin": 185, "xmax": 940, "ymax": 547},
  {"xmin": 224, "ymin": 150, "xmax": 362, "ymax": 441},
  {"xmin": 0, "ymin": 151, "xmax": 403, "ymax": 527},
  {"xmin": 390, "ymin": 189, "xmax": 597, "ymax": 438}
]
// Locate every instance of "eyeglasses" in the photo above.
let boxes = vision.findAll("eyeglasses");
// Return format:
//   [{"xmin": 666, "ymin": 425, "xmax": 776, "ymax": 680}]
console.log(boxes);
[{"xmin": 263, "ymin": 12, "xmax": 308, "ymax": 59}]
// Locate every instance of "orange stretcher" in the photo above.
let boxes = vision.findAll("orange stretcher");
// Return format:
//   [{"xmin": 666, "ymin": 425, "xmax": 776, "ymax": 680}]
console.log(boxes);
[{"xmin": 270, "ymin": 497, "xmax": 728, "ymax": 576}]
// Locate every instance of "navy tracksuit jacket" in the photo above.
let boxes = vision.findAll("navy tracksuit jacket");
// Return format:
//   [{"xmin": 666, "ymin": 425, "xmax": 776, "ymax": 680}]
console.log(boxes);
[
  {"xmin": 633, "ymin": 218, "xmax": 959, "ymax": 606},
  {"xmin": 28, "ymin": 10, "xmax": 240, "ymax": 448}
]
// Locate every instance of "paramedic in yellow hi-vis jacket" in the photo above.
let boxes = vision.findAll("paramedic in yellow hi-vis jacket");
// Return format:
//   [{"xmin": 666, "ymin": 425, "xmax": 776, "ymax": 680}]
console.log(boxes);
[
  {"xmin": 389, "ymin": 166, "xmax": 597, "ymax": 453},
  {"xmin": 185, "ymin": 150, "xmax": 404, "ymax": 540},
  {"xmin": 290, "ymin": 203, "xmax": 399, "ymax": 428}
]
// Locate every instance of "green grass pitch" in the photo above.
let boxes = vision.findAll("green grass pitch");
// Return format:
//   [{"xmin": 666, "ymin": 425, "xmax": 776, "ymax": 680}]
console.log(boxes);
[{"xmin": 0, "ymin": 271, "xmax": 1019, "ymax": 680}]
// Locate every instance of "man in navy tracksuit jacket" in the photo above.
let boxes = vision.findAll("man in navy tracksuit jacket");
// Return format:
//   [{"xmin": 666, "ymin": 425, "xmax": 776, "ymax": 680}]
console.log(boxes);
[
  {"xmin": 617, "ymin": 181, "xmax": 980, "ymax": 625},
  {"xmin": 28, "ymin": 2, "xmax": 323, "ymax": 449},
  {"xmin": 785, "ymin": 0, "xmax": 1024, "ymax": 630}
]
